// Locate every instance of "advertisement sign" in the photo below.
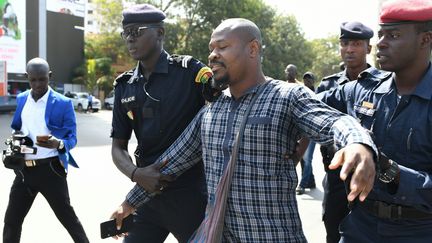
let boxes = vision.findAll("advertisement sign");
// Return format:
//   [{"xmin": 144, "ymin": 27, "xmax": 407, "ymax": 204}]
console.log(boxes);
[
  {"xmin": 0, "ymin": 60, "xmax": 6, "ymax": 95},
  {"xmin": 47, "ymin": 0, "xmax": 85, "ymax": 18},
  {"xmin": 0, "ymin": 0, "xmax": 26, "ymax": 74}
]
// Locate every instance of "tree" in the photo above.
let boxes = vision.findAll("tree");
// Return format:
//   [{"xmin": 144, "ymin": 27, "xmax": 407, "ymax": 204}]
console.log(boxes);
[
  {"xmin": 308, "ymin": 35, "xmax": 341, "ymax": 82},
  {"xmin": 167, "ymin": 0, "xmax": 276, "ymax": 62},
  {"xmin": 83, "ymin": 57, "xmax": 115, "ymax": 94},
  {"xmin": 80, "ymin": 0, "xmax": 314, "ymax": 89},
  {"xmin": 93, "ymin": 0, "xmax": 123, "ymax": 33},
  {"xmin": 262, "ymin": 15, "xmax": 313, "ymax": 80}
]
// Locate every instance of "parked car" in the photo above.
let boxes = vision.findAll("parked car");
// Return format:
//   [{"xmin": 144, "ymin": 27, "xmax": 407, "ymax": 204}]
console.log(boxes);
[
  {"xmin": 67, "ymin": 92, "xmax": 101, "ymax": 112},
  {"xmin": 0, "ymin": 95, "xmax": 17, "ymax": 113},
  {"xmin": 104, "ymin": 90, "xmax": 114, "ymax": 110}
]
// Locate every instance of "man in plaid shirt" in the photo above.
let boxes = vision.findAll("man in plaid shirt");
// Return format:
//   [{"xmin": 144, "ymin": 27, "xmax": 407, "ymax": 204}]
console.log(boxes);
[{"xmin": 111, "ymin": 18, "xmax": 377, "ymax": 242}]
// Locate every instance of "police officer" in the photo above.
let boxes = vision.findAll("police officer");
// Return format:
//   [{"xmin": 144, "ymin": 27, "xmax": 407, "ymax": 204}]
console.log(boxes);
[
  {"xmin": 316, "ymin": 21, "xmax": 377, "ymax": 243},
  {"xmin": 322, "ymin": 0, "xmax": 432, "ymax": 241},
  {"xmin": 110, "ymin": 4, "xmax": 214, "ymax": 243}
]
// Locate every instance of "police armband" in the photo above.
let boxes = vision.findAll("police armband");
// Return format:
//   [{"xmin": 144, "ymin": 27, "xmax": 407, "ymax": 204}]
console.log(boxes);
[
  {"xmin": 170, "ymin": 54, "xmax": 222, "ymax": 102},
  {"xmin": 2, "ymin": 134, "xmax": 37, "ymax": 170}
]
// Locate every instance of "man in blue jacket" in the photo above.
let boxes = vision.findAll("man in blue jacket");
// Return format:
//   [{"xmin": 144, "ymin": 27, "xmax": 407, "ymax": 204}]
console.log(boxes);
[{"xmin": 3, "ymin": 58, "xmax": 89, "ymax": 243}]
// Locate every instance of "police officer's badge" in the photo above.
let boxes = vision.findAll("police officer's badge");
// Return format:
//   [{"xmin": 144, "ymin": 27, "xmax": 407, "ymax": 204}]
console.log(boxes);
[{"xmin": 127, "ymin": 111, "xmax": 134, "ymax": 120}]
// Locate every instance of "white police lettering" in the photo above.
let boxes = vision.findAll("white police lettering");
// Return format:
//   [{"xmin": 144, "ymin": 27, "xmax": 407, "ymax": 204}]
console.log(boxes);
[{"xmin": 121, "ymin": 96, "xmax": 135, "ymax": 103}]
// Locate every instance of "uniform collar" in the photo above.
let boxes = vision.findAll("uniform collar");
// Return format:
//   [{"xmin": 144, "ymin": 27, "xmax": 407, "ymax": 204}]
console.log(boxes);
[
  {"xmin": 412, "ymin": 62, "xmax": 432, "ymax": 100},
  {"xmin": 337, "ymin": 70, "xmax": 351, "ymax": 85},
  {"xmin": 339, "ymin": 64, "xmax": 376, "ymax": 84},
  {"xmin": 373, "ymin": 63, "xmax": 432, "ymax": 100},
  {"xmin": 373, "ymin": 74, "xmax": 394, "ymax": 94},
  {"xmin": 358, "ymin": 65, "xmax": 392, "ymax": 81},
  {"xmin": 131, "ymin": 50, "xmax": 169, "ymax": 82},
  {"xmin": 224, "ymin": 79, "xmax": 268, "ymax": 100}
]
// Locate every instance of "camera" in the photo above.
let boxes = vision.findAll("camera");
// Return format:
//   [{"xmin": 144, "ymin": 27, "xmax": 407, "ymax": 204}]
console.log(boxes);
[{"xmin": 2, "ymin": 134, "xmax": 37, "ymax": 170}]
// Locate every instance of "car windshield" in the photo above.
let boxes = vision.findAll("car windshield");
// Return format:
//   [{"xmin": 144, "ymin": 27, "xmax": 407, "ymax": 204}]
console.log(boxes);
[
  {"xmin": 107, "ymin": 91, "xmax": 114, "ymax": 98},
  {"xmin": 79, "ymin": 94, "xmax": 88, "ymax": 99}
]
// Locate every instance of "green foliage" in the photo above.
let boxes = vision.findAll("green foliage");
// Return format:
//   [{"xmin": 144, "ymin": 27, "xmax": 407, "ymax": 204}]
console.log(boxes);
[
  {"xmin": 75, "ymin": 56, "xmax": 115, "ymax": 94},
  {"xmin": 308, "ymin": 35, "xmax": 341, "ymax": 82},
  {"xmin": 163, "ymin": 0, "xmax": 276, "ymax": 63},
  {"xmin": 82, "ymin": 0, "xmax": 343, "ymax": 91},
  {"xmin": 262, "ymin": 15, "xmax": 312, "ymax": 80},
  {"xmin": 93, "ymin": 0, "xmax": 123, "ymax": 33}
]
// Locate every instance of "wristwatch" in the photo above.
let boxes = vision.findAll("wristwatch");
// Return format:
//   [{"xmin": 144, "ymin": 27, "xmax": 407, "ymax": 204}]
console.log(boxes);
[
  {"xmin": 378, "ymin": 159, "xmax": 399, "ymax": 183},
  {"xmin": 58, "ymin": 140, "xmax": 65, "ymax": 150}
]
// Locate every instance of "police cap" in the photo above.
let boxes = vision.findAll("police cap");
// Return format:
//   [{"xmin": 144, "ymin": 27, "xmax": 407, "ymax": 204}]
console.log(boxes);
[
  {"xmin": 122, "ymin": 4, "xmax": 166, "ymax": 26},
  {"xmin": 380, "ymin": 0, "xmax": 432, "ymax": 26},
  {"xmin": 303, "ymin": 72, "xmax": 315, "ymax": 80},
  {"xmin": 340, "ymin": 21, "xmax": 374, "ymax": 40}
]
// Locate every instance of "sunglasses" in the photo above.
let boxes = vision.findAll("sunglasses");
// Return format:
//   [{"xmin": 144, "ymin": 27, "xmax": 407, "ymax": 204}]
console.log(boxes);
[{"xmin": 120, "ymin": 25, "xmax": 160, "ymax": 40}]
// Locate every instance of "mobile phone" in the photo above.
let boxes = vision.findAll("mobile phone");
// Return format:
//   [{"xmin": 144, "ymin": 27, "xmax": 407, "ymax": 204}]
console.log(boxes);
[
  {"xmin": 36, "ymin": 135, "xmax": 51, "ymax": 143},
  {"xmin": 100, "ymin": 214, "xmax": 134, "ymax": 239}
]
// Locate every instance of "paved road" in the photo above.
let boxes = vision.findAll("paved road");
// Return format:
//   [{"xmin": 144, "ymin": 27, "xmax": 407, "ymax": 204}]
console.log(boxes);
[{"xmin": 0, "ymin": 110, "xmax": 326, "ymax": 243}]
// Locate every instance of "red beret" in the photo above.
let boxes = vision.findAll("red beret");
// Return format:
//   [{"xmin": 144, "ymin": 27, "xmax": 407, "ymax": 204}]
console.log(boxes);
[{"xmin": 380, "ymin": 0, "xmax": 432, "ymax": 25}]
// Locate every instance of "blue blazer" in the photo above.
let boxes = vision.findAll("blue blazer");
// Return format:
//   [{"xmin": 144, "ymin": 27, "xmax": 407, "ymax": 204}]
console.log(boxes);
[{"xmin": 11, "ymin": 89, "xmax": 78, "ymax": 170}]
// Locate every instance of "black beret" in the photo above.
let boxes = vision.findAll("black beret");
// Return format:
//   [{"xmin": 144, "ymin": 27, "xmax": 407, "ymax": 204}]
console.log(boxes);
[
  {"xmin": 340, "ymin": 21, "xmax": 374, "ymax": 40},
  {"xmin": 122, "ymin": 4, "xmax": 166, "ymax": 26},
  {"xmin": 303, "ymin": 72, "xmax": 315, "ymax": 80}
]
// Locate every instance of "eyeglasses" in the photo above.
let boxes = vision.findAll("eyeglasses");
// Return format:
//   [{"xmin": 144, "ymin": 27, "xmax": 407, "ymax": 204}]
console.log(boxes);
[{"xmin": 120, "ymin": 25, "xmax": 159, "ymax": 40}]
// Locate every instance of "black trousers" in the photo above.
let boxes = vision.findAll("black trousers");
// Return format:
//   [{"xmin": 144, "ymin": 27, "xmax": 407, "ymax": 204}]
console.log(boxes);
[
  {"xmin": 3, "ymin": 159, "xmax": 89, "ymax": 243},
  {"xmin": 125, "ymin": 185, "xmax": 207, "ymax": 243},
  {"xmin": 322, "ymin": 169, "xmax": 350, "ymax": 243}
]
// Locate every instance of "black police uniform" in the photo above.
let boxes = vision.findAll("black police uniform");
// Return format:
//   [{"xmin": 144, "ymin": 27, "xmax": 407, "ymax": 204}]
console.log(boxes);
[
  {"xmin": 317, "ymin": 21, "xmax": 374, "ymax": 243},
  {"xmin": 111, "ymin": 51, "xmax": 208, "ymax": 242}
]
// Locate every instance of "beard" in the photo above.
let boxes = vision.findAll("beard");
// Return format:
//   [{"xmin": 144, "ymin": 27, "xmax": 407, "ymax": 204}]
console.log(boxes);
[{"xmin": 211, "ymin": 72, "xmax": 230, "ymax": 91}]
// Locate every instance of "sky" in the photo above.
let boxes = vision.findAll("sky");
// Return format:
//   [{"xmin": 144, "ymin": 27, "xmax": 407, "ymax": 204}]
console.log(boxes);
[{"xmin": 264, "ymin": 0, "xmax": 382, "ymax": 40}]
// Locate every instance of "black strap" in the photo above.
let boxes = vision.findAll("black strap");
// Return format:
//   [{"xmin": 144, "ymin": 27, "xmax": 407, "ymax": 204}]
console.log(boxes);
[{"xmin": 360, "ymin": 199, "xmax": 432, "ymax": 220}]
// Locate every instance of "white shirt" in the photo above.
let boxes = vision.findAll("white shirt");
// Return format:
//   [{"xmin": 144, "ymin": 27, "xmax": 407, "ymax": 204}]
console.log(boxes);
[{"xmin": 21, "ymin": 88, "xmax": 59, "ymax": 160}]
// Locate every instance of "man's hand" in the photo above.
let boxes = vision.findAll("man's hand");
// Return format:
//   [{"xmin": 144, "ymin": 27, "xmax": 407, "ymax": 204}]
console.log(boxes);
[
  {"xmin": 133, "ymin": 160, "xmax": 174, "ymax": 193},
  {"xmin": 110, "ymin": 201, "xmax": 135, "ymax": 239},
  {"xmin": 36, "ymin": 135, "xmax": 60, "ymax": 149},
  {"xmin": 328, "ymin": 143, "xmax": 376, "ymax": 202},
  {"xmin": 285, "ymin": 138, "xmax": 309, "ymax": 165}
]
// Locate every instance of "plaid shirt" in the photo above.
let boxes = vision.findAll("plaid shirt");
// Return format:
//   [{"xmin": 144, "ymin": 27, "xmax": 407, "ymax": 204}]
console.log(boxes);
[{"xmin": 127, "ymin": 79, "xmax": 376, "ymax": 242}]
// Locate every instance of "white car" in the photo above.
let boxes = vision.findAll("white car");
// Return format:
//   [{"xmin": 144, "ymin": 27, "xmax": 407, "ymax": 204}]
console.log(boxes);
[
  {"xmin": 67, "ymin": 92, "xmax": 101, "ymax": 112},
  {"xmin": 104, "ymin": 90, "xmax": 114, "ymax": 110}
]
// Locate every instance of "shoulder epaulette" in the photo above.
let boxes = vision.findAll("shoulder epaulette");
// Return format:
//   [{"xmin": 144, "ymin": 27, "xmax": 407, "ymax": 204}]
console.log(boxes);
[
  {"xmin": 321, "ymin": 71, "xmax": 343, "ymax": 81},
  {"xmin": 169, "ymin": 54, "xmax": 213, "ymax": 85},
  {"xmin": 113, "ymin": 70, "xmax": 134, "ymax": 87},
  {"xmin": 169, "ymin": 54, "xmax": 194, "ymax": 68}
]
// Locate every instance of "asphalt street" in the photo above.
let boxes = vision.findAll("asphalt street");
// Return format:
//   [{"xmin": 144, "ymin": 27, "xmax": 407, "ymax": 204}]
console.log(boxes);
[{"xmin": 0, "ymin": 110, "xmax": 326, "ymax": 243}]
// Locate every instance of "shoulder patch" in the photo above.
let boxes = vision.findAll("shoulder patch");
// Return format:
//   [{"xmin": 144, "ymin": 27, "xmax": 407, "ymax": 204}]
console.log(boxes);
[
  {"xmin": 113, "ymin": 70, "xmax": 133, "ymax": 87},
  {"xmin": 195, "ymin": 66, "xmax": 213, "ymax": 84}
]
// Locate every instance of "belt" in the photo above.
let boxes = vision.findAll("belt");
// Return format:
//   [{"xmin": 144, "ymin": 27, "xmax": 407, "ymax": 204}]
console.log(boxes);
[
  {"xmin": 25, "ymin": 156, "xmax": 58, "ymax": 167},
  {"xmin": 360, "ymin": 199, "xmax": 432, "ymax": 220}
]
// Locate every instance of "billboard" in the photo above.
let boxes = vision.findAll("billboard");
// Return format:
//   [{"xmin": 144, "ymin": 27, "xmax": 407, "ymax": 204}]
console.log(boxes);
[
  {"xmin": 0, "ymin": 0, "xmax": 26, "ymax": 74},
  {"xmin": 47, "ymin": 0, "xmax": 85, "ymax": 18}
]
